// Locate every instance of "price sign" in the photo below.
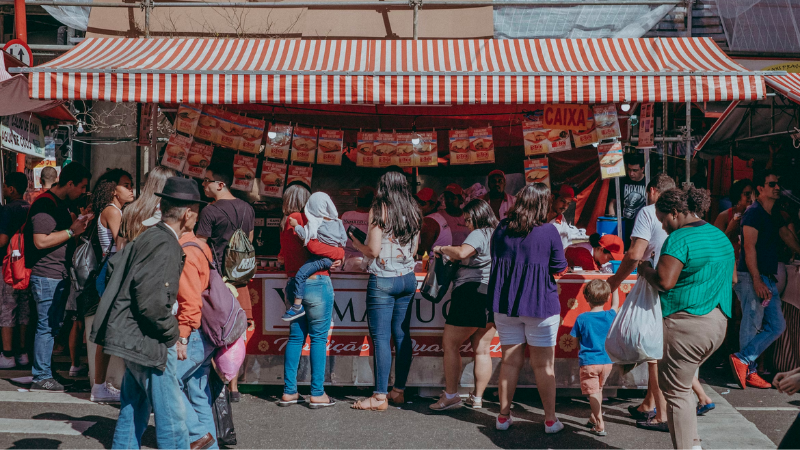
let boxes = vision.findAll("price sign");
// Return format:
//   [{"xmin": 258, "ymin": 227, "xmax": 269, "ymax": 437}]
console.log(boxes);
[{"xmin": 3, "ymin": 40, "xmax": 33, "ymax": 66}]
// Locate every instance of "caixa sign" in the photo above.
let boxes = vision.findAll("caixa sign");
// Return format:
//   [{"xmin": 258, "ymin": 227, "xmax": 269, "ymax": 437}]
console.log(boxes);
[{"xmin": 0, "ymin": 113, "xmax": 46, "ymax": 158}]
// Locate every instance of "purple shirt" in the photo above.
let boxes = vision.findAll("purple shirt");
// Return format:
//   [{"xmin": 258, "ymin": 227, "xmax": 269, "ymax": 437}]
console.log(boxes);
[{"xmin": 488, "ymin": 220, "xmax": 567, "ymax": 319}]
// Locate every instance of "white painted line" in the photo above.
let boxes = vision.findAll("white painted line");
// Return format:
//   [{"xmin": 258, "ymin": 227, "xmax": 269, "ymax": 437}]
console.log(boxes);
[
  {"xmin": 0, "ymin": 391, "xmax": 93, "ymax": 404},
  {"xmin": 736, "ymin": 407, "xmax": 800, "ymax": 411},
  {"xmin": 0, "ymin": 418, "xmax": 96, "ymax": 435},
  {"xmin": 699, "ymin": 384, "xmax": 778, "ymax": 449}
]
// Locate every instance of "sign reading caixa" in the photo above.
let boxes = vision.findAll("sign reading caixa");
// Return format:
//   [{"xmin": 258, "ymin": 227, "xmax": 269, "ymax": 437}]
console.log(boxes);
[
  {"xmin": 1, "ymin": 113, "xmax": 46, "ymax": 158},
  {"xmin": 542, "ymin": 104, "xmax": 592, "ymax": 130}
]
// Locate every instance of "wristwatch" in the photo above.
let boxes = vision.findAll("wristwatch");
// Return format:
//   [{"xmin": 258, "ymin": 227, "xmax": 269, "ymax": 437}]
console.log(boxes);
[
  {"xmin": 178, "ymin": 337, "xmax": 189, "ymax": 345},
  {"xmin": 65, "ymin": 229, "xmax": 74, "ymax": 238}
]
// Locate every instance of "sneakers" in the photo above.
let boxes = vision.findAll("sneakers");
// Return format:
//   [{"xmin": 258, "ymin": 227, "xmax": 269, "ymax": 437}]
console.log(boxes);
[
  {"xmin": 746, "ymin": 372, "xmax": 772, "ymax": 389},
  {"xmin": 69, "ymin": 364, "xmax": 88, "ymax": 377},
  {"xmin": 16, "ymin": 354, "xmax": 28, "ymax": 366},
  {"xmin": 464, "ymin": 393, "xmax": 483, "ymax": 409},
  {"xmin": 545, "ymin": 419, "xmax": 565, "ymax": 434},
  {"xmin": 496, "ymin": 414, "xmax": 513, "ymax": 431},
  {"xmin": 30, "ymin": 378, "xmax": 65, "ymax": 392},
  {"xmin": 0, "ymin": 354, "xmax": 16, "ymax": 369},
  {"xmin": 91, "ymin": 383, "xmax": 121, "ymax": 403},
  {"xmin": 281, "ymin": 304, "xmax": 306, "ymax": 322},
  {"xmin": 729, "ymin": 354, "xmax": 749, "ymax": 389},
  {"xmin": 429, "ymin": 392, "xmax": 462, "ymax": 411}
]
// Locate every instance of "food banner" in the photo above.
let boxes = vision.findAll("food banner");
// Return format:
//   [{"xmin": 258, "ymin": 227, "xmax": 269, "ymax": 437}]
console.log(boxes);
[
  {"xmin": 239, "ymin": 116, "xmax": 266, "ymax": 154},
  {"xmin": 175, "ymin": 104, "xmax": 202, "ymax": 136},
  {"xmin": 218, "ymin": 111, "xmax": 244, "ymax": 150},
  {"xmin": 523, "ymin": 119, "xmax": 572, "ymax": 156},
  {"xmin": 598, "ymin": 141, "xmax": 626, "ymax": 179},
  {"xmin": 232, "ymin": 154, "xmax": 257, "ymax": 192},
  {"xmin": 524, "ymin": 157, "xmax": 550, "ymax": 187},
  {"xmin": 542, "ymin": 104, "xmax": 592, "ymax": 130},
  {"xmin": 182, "ymin": 141, "xmax": 214, "ymax": 179},
  {"xmin": 291, "ymin": 126, "xmax": 318, "ymax": 163},
  {"xmin": 470, "ymin": 127, "xmax": 495, "ymax": 164},
  {"xmin": 593, "ymin": 104, "xmax": 622, "ymax": 140},
  {"xmin": 356, "ymin": 132, "xmax": 377, "ymax": 168},
  {"xmin": 414, "ymin": 131, "xmax": 438, "ymax": 167},
  {"xmin": 161, "ymin": 134, "xmax": 193, "ymax": 171},
  {"xmin": 194, "ymin": 106, "xmax": 224, "ymax": 144},
  {"xmin": 317, "ymin": 129, "xmax": 344, "ymax": 166},
  {"xmin": 259, "ymin": 161, "xmax": 288, "ymax": 198},
  {"xmin": 572, "ymin": 112, "xmax": 600, "ymax": 148},
  {"xmin": 449, "ymin": 129, "xmax": 471, "ymax": 165},
  {"xmin": 287, "ymin": 165, "xmax": 313, "ymax": 188},
  {"xmin": 637, "ymin": 103, "xmax": 655, "ymax": 149},
  {"xmin": 265, "ymin": 124, "xmax": 292, "ymax": 160},
  {"xmin": 374, "ymin": 132, "xmax": 397, "ymax": 167},
  {"xmin": 395, "ymin": 133, "xmax": 415, "ymax": 167}
]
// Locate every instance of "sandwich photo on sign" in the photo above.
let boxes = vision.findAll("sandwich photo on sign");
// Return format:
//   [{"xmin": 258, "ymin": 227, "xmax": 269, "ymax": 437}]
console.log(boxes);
[
  {"xmin": 395, "ymin": 133, "xmax": 415, "ymax": 167},
  {"xmin": 356, "ymin": 131, "xmax": 377, "ymax": 168},
  {"xmin": 218, "ymin": 111, "xmax": 244, "ymax": 150},
  {"xmin": 449, "ymin": 129, "xmax": 471, "ymax": 165},
  {"xmin": 232, "ymin": 154, "xmax": 257, "ymax": 192},
  {"xmin": 287, "ymin": 165, "xmax": 313, "ymax": 188},
  {"xmin": 593, "ymin": 104, "xmax": 622, "ymax": 140},
  {"xmin": 413, "ymin": 131, "xmax": 438, "ymax": 167},
  {"xmin": 524, "ymin": 157, "xmax": 550, "ymax": 188},
  {"xmin": 598, "ymin": 141, "xmax": 626, "ymax": 179},
  {"xmin": 161, "ymin": 134, "xmax": 193, "ymax": 172},
  {"xmin": 291, "ymin": 126, "xmax": 318, "ymax": 163},
  {"xmin": 239, "ymin": 116, "xmax": 266, "ymax": 154},
  {"xmin": 571, "ymin": 112, "xmax": 600, "ymax": 148},
  {"xmin": 175, "ymin": 104, "xmax": 202, "ymax": 136},
  {"xmin": 194, "ymin": 106, "xmax": 224, "ymax": 143},
  {"xmin": 374, "ymin": 132, "xmax": 397, "ymax": 167},
  {"xmin": 470, "ymin": 127, "xmax": 495, "ymax": 164},
  {"xmin": 182, "ymin": 141, "xmax": 214, "ymax": 179},
  {"xmin": 317, "ymin": 129, "xmax": 344, "ymax": 166},
  {"xmin": 265, "ymin": 123, "xmax": 292, "ymax": 160},
  {"xmin": 259, "ymin": 161, "xmax": 288, "ymax": 198},
  {"xmin": 523, "ymin": 119, "xmax": 550, "ymax": 156}
]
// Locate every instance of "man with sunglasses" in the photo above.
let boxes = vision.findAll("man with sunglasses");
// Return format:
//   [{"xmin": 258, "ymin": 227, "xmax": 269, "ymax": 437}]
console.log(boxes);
[{"xmin": 731, "ymin": 170, "xmax": 800, "ymax": 390}]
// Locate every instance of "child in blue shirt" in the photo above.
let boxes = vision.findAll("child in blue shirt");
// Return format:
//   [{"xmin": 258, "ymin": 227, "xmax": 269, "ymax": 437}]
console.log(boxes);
[{"xmin": 570, "ymin": 278, "xmax": 620, "ymax": 436}]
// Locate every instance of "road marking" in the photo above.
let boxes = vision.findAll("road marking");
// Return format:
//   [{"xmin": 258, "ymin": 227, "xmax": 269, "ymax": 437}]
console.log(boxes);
[
  {"xmin": 0, "ymin": 418, "xmax": 95, "ymax": 435},
  {"xmin": 0, "ymin": 390, "xmax": 93, "ymax": 404},
  {"xmin": 698, "ymin": 384, "xmax": 778, "ymax": 449},
  {"xmin": 736, "ymin": 407, "xmax": 800, "ymax": 411}
]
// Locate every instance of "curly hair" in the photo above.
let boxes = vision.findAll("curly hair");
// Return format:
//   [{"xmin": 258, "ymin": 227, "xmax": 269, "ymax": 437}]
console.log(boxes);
[
  {"xmin": 91, "ymin": 180, "xmax": 118, "ymax": 217},
  {"xmin": 655, "ymin": 187, "xmax": 711, "ymax": 218},
  {"xmin": 506, "ymin": 183, "xmax": 550, "ymax": 236}
]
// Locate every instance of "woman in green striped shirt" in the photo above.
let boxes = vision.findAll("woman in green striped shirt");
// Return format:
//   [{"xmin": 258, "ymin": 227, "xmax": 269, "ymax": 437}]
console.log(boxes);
[{"xmin": 637, "ymin": 187, "xmax": 736, "ymax": 450}]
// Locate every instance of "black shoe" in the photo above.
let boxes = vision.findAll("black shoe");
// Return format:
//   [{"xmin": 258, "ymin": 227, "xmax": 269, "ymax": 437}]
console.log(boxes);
[
  {"xmin": 30, "ymin": 378, "xmax": 65, "ymax": 392},
  {"xmin": 636, "ymin": 415, "xmax": 669, "ymax": 432},
  {"xmin": 628, "ymin": 405, "xmax": 655, "ymax": 421},
  {"xmin": 230, "ymin": 391, "xmax": 241, "ymax": 402}
]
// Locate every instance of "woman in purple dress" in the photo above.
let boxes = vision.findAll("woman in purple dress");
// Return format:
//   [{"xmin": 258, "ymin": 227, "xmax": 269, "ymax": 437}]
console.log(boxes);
[{"xmin": 488, "ymin": 183, "xmax": 568, "ymax": 433}]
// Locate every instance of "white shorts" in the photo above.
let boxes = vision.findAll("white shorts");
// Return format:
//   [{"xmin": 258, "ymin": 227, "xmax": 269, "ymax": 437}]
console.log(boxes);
[{"xmin": 494, "ymin": 314, "xmax": 560, "ymax": 347}]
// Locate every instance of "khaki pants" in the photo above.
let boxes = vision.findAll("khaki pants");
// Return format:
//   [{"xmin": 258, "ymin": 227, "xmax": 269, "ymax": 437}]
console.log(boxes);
[
  {"xmin": 658, "ymin": 308, "xmax": 727, "ymax": 450},
  {"xmin": 84, "ymin": 314, "xmax": 126, "ymax": 389}
]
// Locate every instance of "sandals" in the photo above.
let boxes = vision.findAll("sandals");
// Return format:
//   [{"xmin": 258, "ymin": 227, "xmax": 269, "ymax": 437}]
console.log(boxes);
[
  {"xmin": 351, "ymin": 395, "xmax": 388, "ymax": 411},
  {"xmin": 387, "ymin": 389, "xmax": 405, "ymax": 406},
  {"xmin": 590, "ymin": 426, "xmax": 607, "ymax": 436},
  {"xmin": 278, "ymin": 395, "xmax": 306, "ymax": 407},
  {"xmin": 309, "ymin": 395, "xmax": 336, "ymax": 409}
]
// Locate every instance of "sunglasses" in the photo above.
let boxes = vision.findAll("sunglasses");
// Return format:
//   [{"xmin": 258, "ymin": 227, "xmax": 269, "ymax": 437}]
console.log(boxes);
[{"xmin": 767, "ymin": 181, "xmax": 779, "ymax": 188}]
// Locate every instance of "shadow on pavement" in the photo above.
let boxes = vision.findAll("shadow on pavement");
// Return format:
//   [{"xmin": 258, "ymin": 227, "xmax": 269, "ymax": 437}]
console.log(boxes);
[
  {"xmin": 31, "ymin": 412, "xmax": 149, "ymax": 449},
  {"xmin": 9, "ymin": 438, "xmax": 62, "ymax": 449}
]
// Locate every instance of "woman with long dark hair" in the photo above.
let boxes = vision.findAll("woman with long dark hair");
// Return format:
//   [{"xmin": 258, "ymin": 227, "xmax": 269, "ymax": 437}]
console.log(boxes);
[
  {"xmin": 118, "ymin": 166, "xmax": 176, "ymax": 243},
  {"xmin": 429, "ymin": 199, "xmax": 498, "ymax": 411},
  {"xmin": 350, "ymin": 171, "xmax": 422, "ymax": 411},
  {"xmin": 488, "ymin": 183, "xmax": 567, "ymax": 432}
]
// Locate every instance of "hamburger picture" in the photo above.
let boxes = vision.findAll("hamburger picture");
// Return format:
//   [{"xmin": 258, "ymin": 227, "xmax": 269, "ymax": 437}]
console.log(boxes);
[
  {"xmin": 186, "ymin": 154, "xmax": 209, "ymax": 169},
  {"xmin": 548, "ymin": 129, "xmax": 569, "ymax": 142},
  {"xmin": 197, "ymin": 115, "xmax": 218, "ymax": 129},
  {"xmin": 165, "ymin": 143, "xmax": 187, "ymax": 160},
  {"xmin": 242, "ymin": 128, "xmax": 263, "ymax": 142},
  {"xmin": 396, "ymin": 143, "xmax": 413, "ymax": 155},
  {"xmin": 415, "ymin": 142, "xmax": 437, "ymax": 156},
  {"xmin": 449, "ymin": 139, "xmax": 469, "ymax": 153},
  {"xmin": 470, "ymin": 138, "xmax": 494, "ymax": 152},
  {"xmin": 357, "ymin": 142, "xmax": 374, "ymax": 155},
  {"xmin": 318, "ymin": 141, "xmax": 342, "ymax": 153},
  {"xmin": 526, "ymin": 169, "xmax": 549, "ymax": 184},
  {"xmin": 261, "ymin": 172, "xmax": 283, "ymax": 187},
  {"xmin": 374, "ymin": 143, "xmax": 396, "ymax": 156},
  {"xmin": 600, "ymin": 153, "xmax": 623, "ymax": 168},
  {"xmin": 220, "ymin": 121, "xmax": 243, "ymax": 137},
  {"xmin": 234, "ymin": 166, "xmax": 254, "ymax": 182}
]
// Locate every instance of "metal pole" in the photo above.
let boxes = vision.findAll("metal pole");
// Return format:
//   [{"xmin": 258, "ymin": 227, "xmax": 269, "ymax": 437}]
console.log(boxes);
[
  {"xmin": 684, "ymin": 101, "xmax": 692, "ymax": 188},
  {"xmin": 412, "ymin": 0, "xmax": 419, "ymax": 40},
  {"xmin": 0, "ymin": 0, "xmax": 689, "ymax": 7},
  {"xmin": 144, "ymin": 0, "xmax": 151, "ymax": 39},
  {"xmin": 0, "ymin": 149, "xmax": 5, "ymax": 205},
  {"xmin": 615, "ymin": 177, "xmax": 622, "ymax": 239},
  {"xmin": 686, "ymin": 0, "xmax": 693, "ymax": 37}
]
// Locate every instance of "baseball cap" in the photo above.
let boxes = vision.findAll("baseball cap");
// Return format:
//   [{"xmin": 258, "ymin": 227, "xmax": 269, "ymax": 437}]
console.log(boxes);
[
  {"xmin": 557, "ymin": 185, "xmax": 577, "ymax": 201},
  {"xmin": 414, "ymin": 187, "xmax": 436, "ymax": 203},
  {"xmin": 488, "ymin": 169, "xmax": 506, "ymax": 178},
  {"xmin": 598, "ymin": 234, "xmax": 624, "ymax": 260},
  {"xmin": 444, "ymin": 183, "xmax": 464, "ymax": 197}
]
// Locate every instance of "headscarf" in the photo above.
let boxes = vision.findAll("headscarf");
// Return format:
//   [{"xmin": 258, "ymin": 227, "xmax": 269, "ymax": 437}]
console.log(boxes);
[{"xmin": 302, "ymin": 192, "xmax": 340, "ymax": 246}]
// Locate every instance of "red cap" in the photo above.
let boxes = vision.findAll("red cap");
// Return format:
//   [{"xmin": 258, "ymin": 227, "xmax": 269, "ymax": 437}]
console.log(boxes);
[
  {"xmin": 444, "ymin": 183, "xmax": 464, "ymax": 196},
  {"xmin": 488, "ymin": 169, "xmax": 506, "ymax": 178},
  {"xmin": 599, "ymin": 234, "xmax": 624, "ymax": 260},
  {"xmin": 557, "ymin": 185, "xmax": 577, "ymax": 202},
  {"xmin": 415, "ymin": 187, "xmax": 436, "ymax": 202}
]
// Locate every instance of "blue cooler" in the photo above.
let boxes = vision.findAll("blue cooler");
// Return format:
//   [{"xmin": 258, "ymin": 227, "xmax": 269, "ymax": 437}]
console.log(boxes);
[{"xmin": 596, "ymin": 216, "xmax": 618, "ymax": 236}]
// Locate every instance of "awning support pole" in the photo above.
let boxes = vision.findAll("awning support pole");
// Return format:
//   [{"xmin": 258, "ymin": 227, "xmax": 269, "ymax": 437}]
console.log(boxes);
[
  {"xmin": 410, "ymin": 0, "xmax": 420, "ymax": 40},
  {"xmin": 615, "ymin": 177, "xmax": 622, "ymax": 239},
  {"xmin": 684, "ymin": 101, "xmax": 692, "ymax": 188},
  {"xmin": 143, "ymin": 0, "xmax": 152, "ymax": 39}
]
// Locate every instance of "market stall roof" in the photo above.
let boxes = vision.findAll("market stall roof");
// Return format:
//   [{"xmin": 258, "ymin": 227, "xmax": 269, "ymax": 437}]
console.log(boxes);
[
  {"xmin": 764, "ymin": 73, "xmax": 800, "ymax": 105},
  {"xmin": 1, "ymin": 53, "xmax": 76, "ymax": 122},
  {"xmin": 15, "ymin": 37, "xmax": 774, "ymax": 105}
]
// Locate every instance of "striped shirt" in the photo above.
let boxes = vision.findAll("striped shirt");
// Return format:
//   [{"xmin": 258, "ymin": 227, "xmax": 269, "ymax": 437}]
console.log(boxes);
[{"xmin": 659, "ymin": 221, "xmax": 734, "ymax": 318}]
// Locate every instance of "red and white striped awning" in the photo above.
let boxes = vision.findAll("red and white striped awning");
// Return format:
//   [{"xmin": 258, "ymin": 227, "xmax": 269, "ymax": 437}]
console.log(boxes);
[
  {"xmin": 20, "ymin": 37, "xmax": 771, "ymax": 105},
  {"xmin": 765, "ymin": 73, "xmax": 800, "ymax": 104}
]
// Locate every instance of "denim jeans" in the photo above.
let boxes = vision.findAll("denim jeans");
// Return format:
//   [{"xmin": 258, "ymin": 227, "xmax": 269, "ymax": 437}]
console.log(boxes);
[
  {"xmin": 735, "ymin": 272, "xmax": 786, "ymax": 372},
  {"xmin": 294, "ymin": 256, "xmax": 333, "ymax": 300},
  {"xmin": 176, "ymin": 330, "xmax": 217, "ymax": 447},
  {"xmin": 112, "ymin": 345, "xmax": 189, "ymax": 449},
  {"xmin": 366, "ymin": 272, "xmax": 416, "ymax": 395},
  {"xmin": 283, "ymin": 276, "xmax": 334, "ymax": 397},
  {"xmin": 30, "ymin": 275, "xmax": 68, "ymax": 382}
]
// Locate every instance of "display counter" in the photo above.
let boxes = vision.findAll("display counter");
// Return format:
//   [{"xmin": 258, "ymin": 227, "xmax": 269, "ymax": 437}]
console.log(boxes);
[{"xmin": 241, "ymin": 270, "xmax": 647, "ymax": 389}]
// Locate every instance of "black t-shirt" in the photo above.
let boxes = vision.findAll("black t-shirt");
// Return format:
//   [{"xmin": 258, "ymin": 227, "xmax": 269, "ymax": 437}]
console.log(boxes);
[
  {"xmin": 609, "ymin": 176, "xmax": 647, "ymax": 221},
  {"xmin": 196, "ymin": 198, "xmax": 255, "ymax": 266},
  {"xmin": 24, "ymin": 191, "xmax": 74, "ymax": 279},
  {"xmin": 0, "ymin": 199, "xmax": 30, "ymax": 259}
]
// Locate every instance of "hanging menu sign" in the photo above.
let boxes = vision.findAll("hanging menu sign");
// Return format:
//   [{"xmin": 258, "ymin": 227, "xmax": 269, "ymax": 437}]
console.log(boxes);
[
  {"xmin": 414, "ymin": 131, "xmax": 438, "ymax": 167},
  {"xmin": 175, "ymin": 104, "xmax": 202, "ymax": 136},
  {"xmin": 259, "ymin": 161, "xmax": 288, "ymax": 198},
  {"xmin": 291, "ymin": 126, "xmax": 318, "ymax": 163},
  {"xmin": 287, "ymin": 165, "xmax": 313, "ymax": 188},
  {"xmin": 317, "ymin": 129, "xmax": 344, "ymax": 166},
  {"xmin": 182, "ymin": 141, "xmax": 214, "ymax": 179},
  {"xmin": 231, "ymin": 154, "xmax": 257, "ymax": 192},
  {"xmin": 265, "ymin": 124, "xmax": 292, "ymax": 160},
  {"xmin": 160, "ymin": 134, "xmax": 192, "ymax": 172},
  {"xmin": 524, "ymin": 157, "xmax": 550, "ymax": 188},
  {"xmin": 572, "ymin": 112, "xmax": 600, "ymax": 148},
  {"xmin": 356, "ymin": 132, "xmax": 377, "ymax": 168},
  {"xmin": 374, "ymin": 132, "xmax": 397, "ymax": 167},
  {"xmin": 195, "ymin": 106, "xmax": 224, "ymax": 144},
  {"xmin": 239, "ymin": 116, "xmax": 266, "ymax": 154},
  {"xmin": 395, "ymin": 133, "xmax": 415, "ymax": 167},
  {"xmin": 218, "ymin": 111, "xmax": 244, "ymax": 150},
  {"xmin": 598, "ymin": 141, "xmax": 626, "ymax": 179},
  {"xmin": 637, "ymin": 103, "xmax": 655, "ymax": 149},
  {"xmin": 470, "ymin": 127, "xmax": 495, "ymax": 164},
  {"xmin": 593, "ymin": 104, "xmax": 622, "ymax": 140},
  {"xmin": 449, "ymin": 129, "xmax": 471, "ymax": 165}
]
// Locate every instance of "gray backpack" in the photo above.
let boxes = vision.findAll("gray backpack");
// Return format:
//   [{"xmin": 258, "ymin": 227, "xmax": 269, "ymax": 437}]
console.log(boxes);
[{"xmin": 211, "ymin": 205, "xmax": 255, "ymax": 287}]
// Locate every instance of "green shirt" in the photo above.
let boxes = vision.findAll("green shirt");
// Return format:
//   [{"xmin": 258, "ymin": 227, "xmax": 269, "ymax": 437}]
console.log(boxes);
[{"xmin": 659, "ymin": 222, "xmax": 734, "ymax": 318}]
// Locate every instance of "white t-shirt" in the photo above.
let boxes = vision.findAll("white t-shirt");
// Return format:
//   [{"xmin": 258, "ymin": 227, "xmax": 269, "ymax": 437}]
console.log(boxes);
[
  {"xmin": 454, "ymin": 228, "xmax": 493, "ymax": 288},
  {"xmin": 630, "ymin": 204, "xmax": 668, "ymax": 264}
]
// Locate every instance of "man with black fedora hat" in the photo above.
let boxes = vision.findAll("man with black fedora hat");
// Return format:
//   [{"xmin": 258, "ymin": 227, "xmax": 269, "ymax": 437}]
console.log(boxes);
[{"xmin": 90, "ymin": 177, "xmax": 205, "ymax": 449}]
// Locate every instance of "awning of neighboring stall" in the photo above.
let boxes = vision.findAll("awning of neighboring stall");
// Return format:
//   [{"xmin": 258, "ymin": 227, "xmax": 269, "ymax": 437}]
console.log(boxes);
[
  {"xmin": 16, "ymin": 37, "xmax": 770, "ymax": 105},
  {"xmin": 1, "ymin": 53, "xmax": 75, "ymax": 122}
]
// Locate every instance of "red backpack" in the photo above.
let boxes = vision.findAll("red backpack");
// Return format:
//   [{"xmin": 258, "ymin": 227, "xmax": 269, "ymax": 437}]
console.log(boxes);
[{"xmin": 3, "ymin": 192, "xmax": 55, "ymax": 290}]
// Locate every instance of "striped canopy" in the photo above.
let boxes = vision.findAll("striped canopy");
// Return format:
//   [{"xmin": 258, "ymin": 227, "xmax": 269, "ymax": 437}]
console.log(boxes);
[
  {"xmin": 23, "ymin": 37, "xmax": 767, "ymax": 105},
  {"xmin": 765, "ymin": 73, "xmax": 800, "ymax": 105}
]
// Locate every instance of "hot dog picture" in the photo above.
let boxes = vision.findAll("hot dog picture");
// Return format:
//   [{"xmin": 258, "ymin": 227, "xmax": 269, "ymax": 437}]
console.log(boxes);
[{"xmin": 526, "ymin": 169, "xmax": 549, "ymax": 184}]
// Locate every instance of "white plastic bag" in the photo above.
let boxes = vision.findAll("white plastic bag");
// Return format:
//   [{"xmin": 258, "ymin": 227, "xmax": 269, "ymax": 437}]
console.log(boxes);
[{"xmin": 605, "ymin": 278, "xmax": 663, "ymax": 364}]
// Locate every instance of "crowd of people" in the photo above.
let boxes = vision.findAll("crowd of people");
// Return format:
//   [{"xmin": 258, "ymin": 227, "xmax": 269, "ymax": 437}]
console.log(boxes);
[{"xmin": 0, "ymin": 157, "xmax": 799, "ymax": 449}]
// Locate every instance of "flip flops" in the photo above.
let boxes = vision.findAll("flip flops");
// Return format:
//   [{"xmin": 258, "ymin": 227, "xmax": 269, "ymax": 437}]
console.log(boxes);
[
  {"xmin": 590, "ymin": 426, "xmax": 608, "ymax": 436},
  {"xmin": 309, "ymin": 399, "xmax": 336, "ymax": 409},
  {"xmin": 277, "ymin": 396, "xmax": 306, "ymax": 407},
  {"xmin": 696, "ymin": 403, "xmax": 716, "ymax": 416}
]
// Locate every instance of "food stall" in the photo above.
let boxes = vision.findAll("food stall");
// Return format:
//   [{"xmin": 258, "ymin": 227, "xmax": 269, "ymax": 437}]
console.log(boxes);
[{"xmin": 15, "ymin": 37, "xmax": 771, "ymax": 389}]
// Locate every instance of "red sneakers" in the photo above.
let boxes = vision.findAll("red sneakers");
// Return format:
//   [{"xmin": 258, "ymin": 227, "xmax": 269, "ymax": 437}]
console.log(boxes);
[
  {"xmin": 729, "ymin": 354, "xmax": 748, "ymax": 390},
  {"xmin": 746, "ymin": 372, "xmax": 772, "ymax": 389}
]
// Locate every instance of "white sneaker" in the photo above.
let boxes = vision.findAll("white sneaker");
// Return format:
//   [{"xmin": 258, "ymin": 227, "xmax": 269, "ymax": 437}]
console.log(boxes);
[
  {"xmin": 91, "ymin": 383, "xmax": 121, "ymax": 403},
  {"xmin": 496, "ymin": 414, "xmax": 513, "ymax": 431},
  {"xmin": 16, "ymin": 354, "xmax": 28, "ymax": 366},
  {"xmin": 545, "ymin": 419, "xmax": 565, "ymax": 434},
  {"xmin": 0, "ymin": 355, "xmax": 15, "ymax": 369}
]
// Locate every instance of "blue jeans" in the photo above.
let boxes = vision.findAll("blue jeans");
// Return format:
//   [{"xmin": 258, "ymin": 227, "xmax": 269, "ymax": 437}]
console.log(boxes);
[
  {"xmin": 112, "ymin": 345, "xmax": 189, "ymax": 449},
  {"xmin": 176, "ymin": 331, "xmax": 217, "ymax": 447},
  {"xmin": 30, "ymin": 275, "xmax": 68, "ymax": 382},
  {"xmin": 283, "ymin": 276, "xmax": 334, "ymax": 397},
  {"xmin": 366, "ymin": 272, "xmax": 416, "ymax": 395},
  {"xmin": 294, "ymin": 256, "xmax": 333, "ymax": 300},
  {"xmin": 735, "ymin": 272, "xmax": 786, "ymax": 372}
]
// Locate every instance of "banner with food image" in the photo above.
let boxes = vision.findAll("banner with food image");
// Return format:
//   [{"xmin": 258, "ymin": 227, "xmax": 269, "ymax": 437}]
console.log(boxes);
[
  {"xmin": 637, "ymin": 103, "xmax": 655, "ymax": 149},
  {"xmin": 413, "ymin": 131, "xmax": 438, "ymax": 167},
  {"xmin": 316, "ymin": 129, "xmax": 344, "ymax": 166},
  {"xmin": 182, "ymin": 141, "xmax": 214, "ymax": 179},
  {"xmin": 395, "ymin": 132, "xmax": 415, "ymax": 167},
  {"xmin": 194, "ymin": 106, "xmax": 224, "ymax": 143},
  {"xmin": 523, "ymin": 119, "xmax": 550, "ymax": 156},
  {"xmin": 524, "ymin": 157, "xmax": 550, "ymax": 187},
  {"xmin": 161, "ymin": 134, "xmax": 193, "ymax": 172},
  {"xmin": 291, "ymin": 126, "xmax": 318, "ymax": 163},
  {"xmin": 259, "ymin": 161, "xmax": 287, "ymax": 198},
  {"xmin": 470, "ymin": 127, "xmax": 495, "ymax": 164},
  {"xmin": 231, "ymin": 154, "xmax": 257, "ymax": 192},
  {"xmin": 598, "ymin": 141, "xmax": 625, "ymax": 179},
  {"xmin": 265, "ymin": 123, "xmax": 292, "ymax": 160},
  {"xmin": 593, "ymin": 104, "xmax": 622, "ymax": 140},
  {"xmin": 449, "ymin": 129, "xmax": 471, "ymax": 165},
  {"xmin": 218, "ymin": 111, "xmax": 244, "ymax": 150},
  {"xmin": 571, "ymin": 112, "xmax": 600, "ymax": 148},
  {"xmin": 239, "ymin": 116, "xmax": 266, "ymax": 154},
  {"xmin": 356, "ymin": 132, "xmax": 377, "ymax": 168},
  {"xmin": 287, "ymin": 165, "xmax": 313, "ymax": 188},
  {"xmin": 175, "ymin": 104, "xmax": 202, "ymax": 136},
  {"xmin": 374, "ymin": 132, "xmax": 397, "ymax": 167}
]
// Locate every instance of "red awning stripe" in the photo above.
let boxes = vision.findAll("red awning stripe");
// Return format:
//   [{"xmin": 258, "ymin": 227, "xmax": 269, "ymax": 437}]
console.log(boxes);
[{"xmin": 765, "ymin": 73, "xmax": 800, "ymax": 105}]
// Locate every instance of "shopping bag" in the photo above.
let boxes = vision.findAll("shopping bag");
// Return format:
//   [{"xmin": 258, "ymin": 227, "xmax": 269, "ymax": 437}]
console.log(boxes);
[
  {"xmin": 210, "ymin": 371, "xmax": 237, "ymax": 447},
  {"xmin": 213, "ymin": 336, "xmax": 246, "ymax": 384},
  {"xmin": 420, "ymin": 253, "xmax": 457, "ymax": 304},
  {"xmin": 605, "ymin": 278, "xmax": 663, "ymax": 364}
]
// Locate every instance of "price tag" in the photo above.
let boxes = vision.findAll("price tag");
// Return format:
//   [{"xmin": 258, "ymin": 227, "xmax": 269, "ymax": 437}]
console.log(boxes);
[{"xmin": 606, "ymin": 166, "xmax": 620, "ymax": 175}]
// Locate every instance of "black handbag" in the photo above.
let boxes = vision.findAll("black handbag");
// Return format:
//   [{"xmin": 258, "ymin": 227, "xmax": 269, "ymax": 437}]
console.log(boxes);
[
  {"xmin": 210, "ymin": 371, "xmax": 237, "ymax": 447},
  {"xmin": 420, "ymin": 253, "xmax": 457, "ymax": 304}
]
